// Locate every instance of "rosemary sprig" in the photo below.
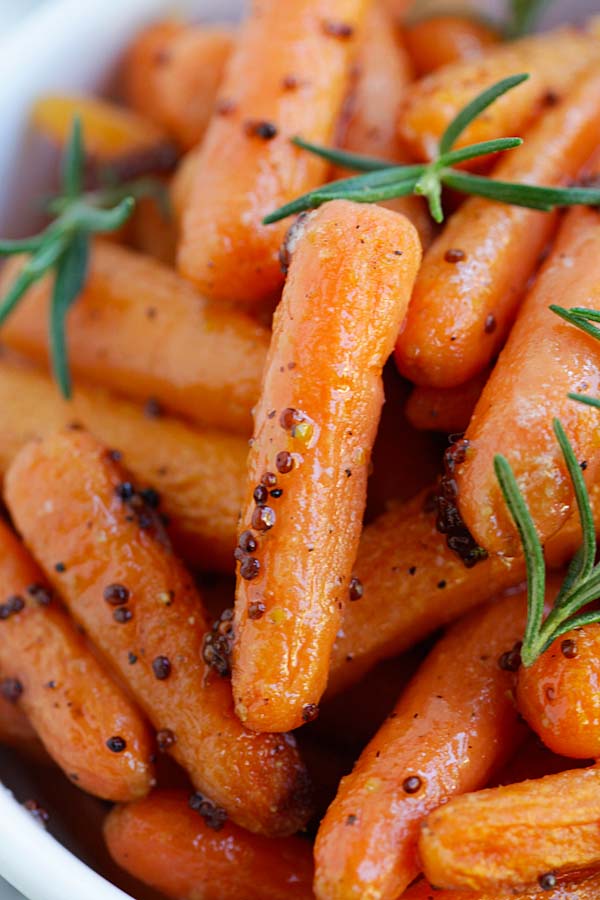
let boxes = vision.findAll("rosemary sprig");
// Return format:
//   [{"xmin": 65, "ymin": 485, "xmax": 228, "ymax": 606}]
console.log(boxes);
[
  {"xmin": 506, "ymin": 0, "xmax": 553, "ymax": 39},
  {"xmin": 264, "ymin": 73, "xmax": 600, "ymax": 225},
  {"xmin": 0, "ymin": 117, "xmax": 163, "ymax": 398},
  {"xmin": 494, "ymin": 418, "xmax": 600, "ymax": 666},
  {"xmin": 550, "ymin": 305, "xmax": 600, "ymax": 342}
]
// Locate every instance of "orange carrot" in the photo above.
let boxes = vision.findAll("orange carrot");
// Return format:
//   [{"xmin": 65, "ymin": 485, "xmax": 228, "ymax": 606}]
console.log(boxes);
[
  {"xmin": 517, "ymin": 624, "xmax": 600, "ymax": 759},
  {"xmin": 232, "ymin": 200, "xmax": 421, "ymax": 732},
  {"xmin": 405, "ymin": 367, "xmax": 491, "ymax": 433},
  {"xmin": 0, "ymin": 357, "xmax": 245, "ymax": 572},
  {"xmin": 454, "ymin": 204, "xmax": 600, "ymax": 556},
  {"xmin": 123, "ymin": 22, "xmax": 234, "ymax": 150},
  {"xmin": 398, "ymin": 28, "xmax": 600, "ymax": 161},
  {"xmin": 336, "ymin": 4, "xmax": 432, "ymax": 246},
  {"xmin": 170, "ymin": 146, "xmax": 200, "ymax": 224},
  {"xmin": 178, "ymin": 0, "xmax": 370, "ymax": 308},
  {"xmin": 104, "ymin": 789, "xmax": 314, "ymax": 900},
  {"xmin": 419, "ymin": 765, "xmax": 600, "ymax": 892},
  {"xmin": 395, "ymin": 64, "xmax": 600, "ymax": 390},
  {"xmin": 0, "ymin": 517, "xmax": 154, "ymax": 801},
  {"xmin": 314, "ymin": 589, "xmax": 533, "ymax": 900},
  {"xmin": 1, "ymin": 241, "xmax": 269, "ymax": 436},
  {"xmin": 5, "ymin": 430, "xmax": 312, "ymax": 836},
  {"xmin": 404, "ymin": 15, "xmax": 499, "ymax": 77},
  {"xmin": 403, "ymin": 870, "xmax": 600, "ymax": 900}
]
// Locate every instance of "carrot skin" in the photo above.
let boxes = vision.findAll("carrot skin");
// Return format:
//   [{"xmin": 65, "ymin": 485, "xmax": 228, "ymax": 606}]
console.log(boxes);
[
  {"xmin": 232, "ymin": 200, "xmax": 421, "ymax": 732},
  {"xmin": 178, "ymin": 0, "xmax": 370, "ymax": 308},
  {"xmin": 404, "ymin": 15, "xmax": 499, "ymax": 77},
  {"xmin": 0, "ymin": 519, "xmax": 154, "ymax": 801},
  {"xmin": 419, "ymin": 765, "xmax": 600, "ymax": 891},
  {"xmin": 104, "ymin": 789, "xmax": 314, "ymax": 900},
  {"xmin": 396, "ymin": 65, "xmax": 600, "ymax": 390},
  {"xmin": 403, "ymin": 870, "xmax": 600, "ymax": 900},
  {"xmin": 5, "ymin": 430, "xmax": 312, "ymax": 836},
  {"xmin": 405, "ymin": 367, "xmax": 491, "ymax": 433},
  {"xmin": 1, "ymin": 241, "xmax": 269, "ymax": 436}
]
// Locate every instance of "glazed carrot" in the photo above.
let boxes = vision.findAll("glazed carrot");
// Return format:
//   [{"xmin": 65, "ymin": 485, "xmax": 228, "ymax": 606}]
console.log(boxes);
[
  {"xmin": 454, "ymin": 204, "xmax": 600, "ymax": 556},
  {"xmin": 395, "ymin": 64, "xmax": 600, "ymax": 389},
  {"xmin": 403, "ymin": 870, "xmax": 600, "ymax": 900},
  {"xmin": 398, "ymin": 28, "xmax": 600, "ymax": 161},
  {"xmin": 232, "ymin": 200, "xmax": 421, "ymax": 732},
  {"xmin": 517, "ymin": 624, "xmax": 600, "ymax": 759},
  {"xmin": 405, "ymin": 367, "xmax": 491, "ymax": 433},
  {"xmin": 336, "ymin": 4, "xmax": 432, "ymax": 246},
  {"xmin": 419, "ymin": 765, "xmax": 600, "ymax": 891},
  {"xmin": 123, "ymin": 22, "xmax": 234, "ymax": 150},
  {"xmin": 104, "ymin": 790, "xmax": 314, "ymax": 900},
  {"xmin": 404, "ymin": 15, "xmax": 499, "ymax": 77},
  {"xmin": 5, "ymin": 430, "xmax": 312, "ymax": 836},
  {"xmin": 170, "ymin": 146, "xmax": 200, "ymax": 224},
  {"xmin": 178, "ymin": 0, "xmax": 370, "ymax": 308},
  {"xmin": 326, "ymin": 483, "xmax": 596, "ymax": 695},
  {"xmin": 314, "ymin": 589, "xmax": 531, "ymax": 900},
  {"xmin": 32, "ymin": 95, "xmax": 177, "ymax": 176},
  {"xmin": 0, "ymin": 358, "xmax": 245, "ymax": 572},
  {"xmin": 0, "ymin": 517, "xmax": 155, "ymax": 801},
  {"xmin": 1, "ymin": 241, "xmax": 268, "ymax": 436}
]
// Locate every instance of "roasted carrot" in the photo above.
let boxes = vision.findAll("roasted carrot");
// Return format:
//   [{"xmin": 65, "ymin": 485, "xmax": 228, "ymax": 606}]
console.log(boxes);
[
  {"xmin": 314, "ymin": 588, "xmax": 532, "ymax": 900},
  {"xmin": 517, "ymin": 624, "xmax": 600, "ymax": 759},
  {"xmin": 398, "ymin": 28, "xmax": 600, "ymax": 161},
  {"xmin": 336, "ymin": 4, "xmax": 432, "ymax": 246},
  {"xmin": 32, "ymin": 95, "xmax": 177, "ymax": 177},
  {"xmin": 405, "ymin": 367, "xmax": 491, "ymax": 433},
  {"xmin": 1, "ymin": 241, "xmax": 268, "ymax": 436},
  {"xmin": 454, "ymin": 206, "xmax": 600, "ymax": 556},
  {"xmin": 178, "ymin": 0, "xmax": 370, "ymax": 308},
  {"xmin": 419, "ymin": 765, "xmax": 600, "ymax": 891},
  {"xmin": 395, "ymin": 64, "xmax": 600, "ymax": 390},
  {"xmin": 0, "ymin": 517, "xmax": 155, "ymax": 801},
  {"xmin": 123, "ymin": 22, "xmax": 234, "ymax": 150},
  {"xmin": 5, "ymin": 430, "xmax": 311, "ymax": 836},
  {"xmin": 104, "ymin": 789, "xmax": 314, "ymax": 900},
  {"xmin": 403, "ymin": 870, "xmax": 600, "ymax": 900},
  {"xmin": 232, "ymin": 200, "xmax": 421, "ymax": 732},
  {"xmin": 404, "ymin": 15, "xmax": 499, "ymax": 77},
  {"xmin": 0, "ymin": 358, "xmax": 245, "ymax": 572}
]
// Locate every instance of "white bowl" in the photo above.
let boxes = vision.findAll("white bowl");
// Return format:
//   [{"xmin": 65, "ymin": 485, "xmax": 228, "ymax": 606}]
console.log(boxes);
[{"xmin": 0, "ymin": 0, "xmax": 597, "ymax": 898}]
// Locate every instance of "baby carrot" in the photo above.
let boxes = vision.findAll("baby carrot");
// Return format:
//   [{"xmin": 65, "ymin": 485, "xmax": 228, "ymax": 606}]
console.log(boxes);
[
  {"xmin": 403, "ymin": 870, "xmax": 600, "ymax": 900},
  {"xmin": 395, "ymin": 64, "xmax": 600, "ymax": 389},
  {"xmin": 398, "ymin": 28, "xmax": 600, "ymax": 160},
  {"xmin": 404, "ymin": 15, "xmax": 499, "ymax": 77},
  {"xmin": 419, "ymin": 765, "xmax": 600, "ymax": 892},
  {"xmin": 336, "ymin": 4, "xmax": 432, "ymax": 246},
  {"xmin": 314, "ymin": 588, "xmax": 532, "ymax": 900},
  {"xmin": 405, "ymin": 367, "xmax": 491, "ymax": 433},
  {"xmin": 517, "ymin": 624, "xmax": 600, "ymax": 759},
  {"xmin": 1, "ymin": 240, "xmax": 269, "ymax": 435},
  {"xmin": 232, "ymin": 200, "xmax": 421, "ymax": 732},
  {"xmin": 5, "ymin": 430, "xmax": 312, "ymax": 836},
  {"xmin": 104, "ymin": 789, "xmax": 314, "ymax": 900},
  {"xmin": 123, "ymin": 23, "xmax": 234, "ymax": 150},
  {"xmin": 0, "ymin": 358, "xmax": 245, "ymax": 573},
  {"xmin": 0, "ymin": 518, "xmax": 154, "ymax": 801},
  {"xmin": 178, "ymin": 0, "xmax": 370, "ymax": 308},
  {"xmin": 170, "ymin": 146, "xmax": 200, "ymax": 224},
  {"xmin": 454, "ymin": 203, "xmax": 600, "ymax": 555}
]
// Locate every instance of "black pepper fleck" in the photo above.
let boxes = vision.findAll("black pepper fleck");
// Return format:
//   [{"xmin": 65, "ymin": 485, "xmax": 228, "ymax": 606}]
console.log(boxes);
[
  {"xmin": 27, "ymin": 584, "xmax": 52, "ymax": 606},
  {"xmin": 1, "ymin": 678, "xmax": 23, "ymax": 703},
  {"xmin": 402, "ymin": 775, "xmax": 422, "ymax": 794},
  {"xmin": 538, "ymin": 873, "xmax": 557, "ymax": 891},
  {"xmin": 152, "ymin": 656, "xmax": 172, "ymax": 680},
  {"xmin": 189, "ymin": 792, "xmax": 228, "ymax": 830},
  {"xmin": 244, "ymin": 119, "xmax": 278, "ymax": 139},
  {"xmin": 349, "ymin": 576, "xmax": 363, "ymax": 602},
  {"xmin": 156, "ymin": 728, "xmax": 176, "ymax": 752},
  {"xmin": 484, "ymin": 314, "xmax": 497, "ymax": 334},
  {"xmin": 106, "ymin": 736, "xmax": 127, "ymax": 753},
  {"xmin": 54, "ymin": 562, "xmax": 66, "ymax": 573},
  {"xmin": 104, "ymin": 583, "xmax": 130, "ymax": 606},
  {"xmin": 113, "ymin": 607, "xmax": 133, "ymax": 624},
  {"xmin": 302, "ymin": 703, "xmax": 319, "ymax": 723}
]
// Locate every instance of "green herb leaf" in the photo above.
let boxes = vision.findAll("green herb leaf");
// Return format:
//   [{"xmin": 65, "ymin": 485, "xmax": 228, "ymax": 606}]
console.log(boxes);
[
  {"xmin": 49, "ymin": 233, "xmax": 89, "ymax": 398},
  {"xmin": 62, "ymin": 115, "xmax": 84, "ymax": 200},
  {"xmin": 437, "ymin": 137, "xmax": 523, "ymax": 168},
  {"xmin": 438, "ymin": 73, "xmax": 529, "ymax": 155},
  {"xmin": 569, "ymin": 393, "xmax": 600, "ymax": 410},
  {"xmin": 291, "ymin": 137, "xmax": 392, "ymax": 172},
  {"xmin": 507, "ymin": 0, "xmax": 553, "ymax": 38},
  {"xmin": 550, "ymin": 305, "xmax": 600, "ymax": 341},
  {"xmin": 0, "ymin": 236, "xmax": 46, "ymax": 255}
]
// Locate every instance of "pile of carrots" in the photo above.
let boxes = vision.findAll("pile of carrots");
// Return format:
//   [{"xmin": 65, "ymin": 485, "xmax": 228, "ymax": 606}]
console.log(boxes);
[{"xmin": 2, "ymin": 1, "xmax": 600, "ymax": 898}]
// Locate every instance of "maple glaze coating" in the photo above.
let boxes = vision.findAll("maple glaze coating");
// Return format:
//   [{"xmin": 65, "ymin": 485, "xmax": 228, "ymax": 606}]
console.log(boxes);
[
  {"xmin": 178, "ymin": 0, "xmax": 370, "ymax": 307},
  {"xmin": 233, "ymin": 200, "xmax": 421, "ymax": 732},
  {"xmin": 105, "ymin": 790, "xmax": 314, "ymax": 900},
  {"xmin": 5, "ymin": 430, "xmax": 311, "ymax": 836}
]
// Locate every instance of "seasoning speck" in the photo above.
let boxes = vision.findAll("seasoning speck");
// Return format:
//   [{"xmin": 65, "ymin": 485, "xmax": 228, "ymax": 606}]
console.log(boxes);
[
  {"xmin": 402, "ymin": 775, "xmax": 422, "ymax": 794},
  {"xmin": 561, "ymin": 639, "xmax": 577, "ymax": 658},
  {"xmin": 104, "ymin": 583, "xmax": 130, "ymax": 606},
  {"xmin": 244, "ymin": 119, "xmax": 278, "ymax": 140},
  {"xmin": 349, "ymin": 576, "xmax": 363, "ymax": 602},
  {"xmin": 54, "ymin": 562, "xmax": 66, "ymax": 573},
  {"xmin": 189, "ymin": 792, "xmax": 228, "ymax": 830},
  {"xmin": 302, "ymin": 703, "xmax": 319, "ymax": 723},
  {"xmin": 240, "ymin": 556, "xmax": 260, "ymax": 580},
  {"xmin": 1, "ymin": 678, "xmax": 23, "ymax": 703},
  {"xmin": 152, "ymin": 656, "xmax": 172, "ymax": 680},
  {"xmin": 538, "ymin": 873, "xmax": 557, "ymax": 891},
  {"xmin": 106, "ymin": 736, "xmax": 127, "ymax": 753},
  {"xmin": 156, "ymin": 728, "xmax": 176, "ymax": 752},
  {"xmin": 444, "ymin": 248, "xmax": 466, "ymax": 264},
  {"xmin": 113, "ymin": 607, "xmax": 133, "ymax": 624},
  {"xmin": 322, "ymin": 19, "xmax": 354, "ymax": 38},
  {"xmin": 484, "ymin": 314, "xmax": 497, "ymax": 334},
  {"xmin": 276, "ymin": 451, "xmax": 294, "ymax": 474},
  {"xmin": 248, "ymin": 601, "xmax": 266, "ymax": 620},
  {"xmin": 27, "ymin": 584, "xmax": 52, "ymax": 606},
  {"xmin": 251, "ymin": 506, "xmax": 276, "ymax": 532},
  {"xmin": 23, "ymin": 799, "xmax": 49, "ymax": 827}
]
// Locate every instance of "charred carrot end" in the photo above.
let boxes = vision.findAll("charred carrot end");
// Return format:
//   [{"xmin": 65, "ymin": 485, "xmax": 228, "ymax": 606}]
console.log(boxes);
[
  {"xmin": 405, "ymin": 368, "xmax": 491, "ymax": 433},
  {"xmin": 419, "ymin": 765, "xmax": 600, "ymax": 892},
  {"xmin": 232, "ymin": 200, "xmax": 421, "ymax": 733},
  {"xmin": 5, "ymin": 430, "xmax": 311, "ymax": 835},
  {"xmin": 0, "ymin": 518, "xmax": 154, "ymax": 801},
  {"xmin": 404, "ymin": 15, "xmax": 499, "ymax": 77},
  {"xmin": 104, "ymin": 790, "xmax": 314, "ymax": 900},
  {"xmin": 123, "ymin": 22, "xmax": 234, "ymax": 150},
  {"xmin": 517, "ymin": 623, "xmax": 600, "ymax": 759},
  {"xmin": 178, "ymin": 0, "xmax": 371, "ymax": 307},
  {"xmin": 398, "ymin": 28, "xmax": 600, "ymax": 161},
  {"xmin": 314, "ymin": 590, "xmax": 528, "ymax": 900},
  {"xmin": 32, "ymin": 95, "xmax": 177, "ymax": 177}
]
